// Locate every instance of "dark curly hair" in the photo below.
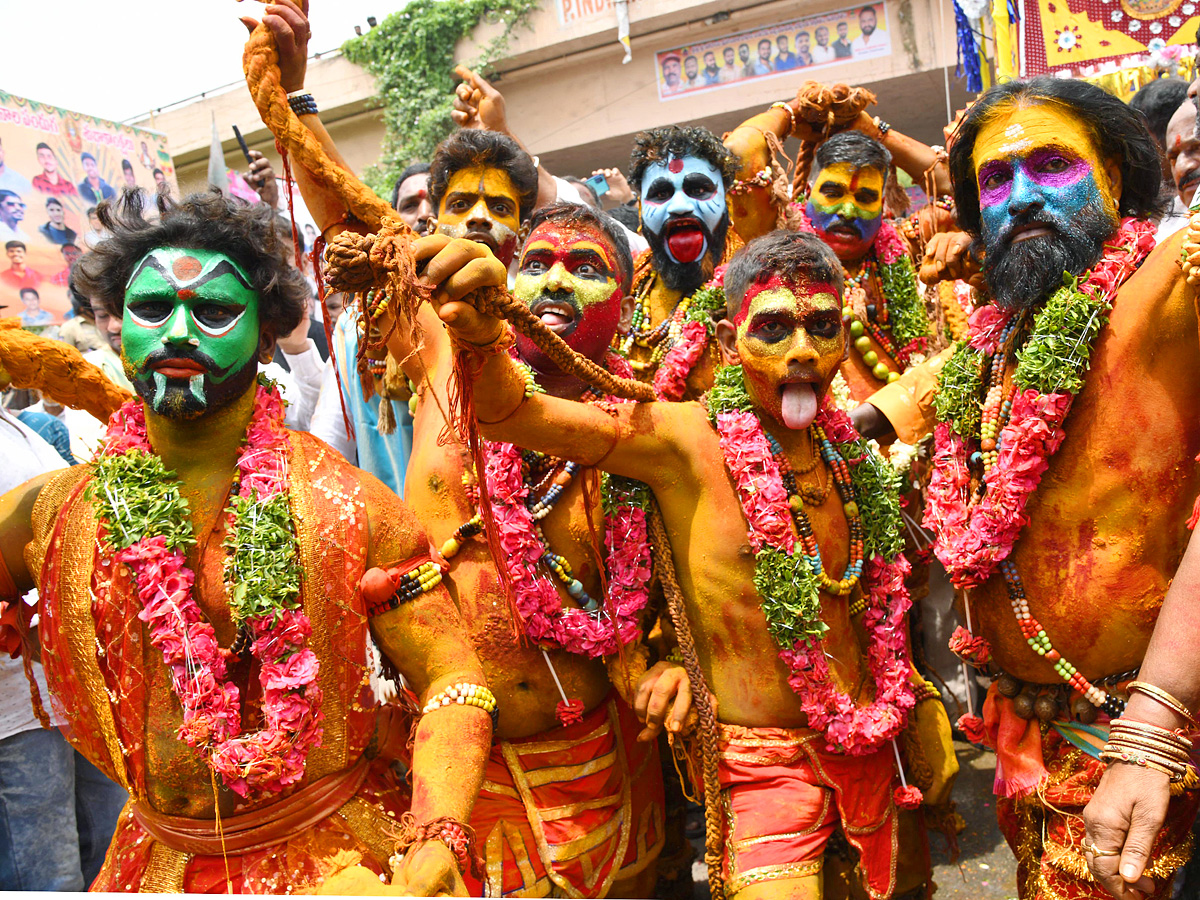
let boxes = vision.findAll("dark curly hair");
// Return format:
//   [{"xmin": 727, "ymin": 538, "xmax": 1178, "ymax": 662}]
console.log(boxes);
[
  {"xmin": 628, "ymin": 125, "xmax": 739, "ymax": 195},
  {"xmin": 949, "ymin": 77, "xmax": 1166, "ymax": 237},
  {"xmin": 74, "ymin": 189, "xmax": 308, "ymax": 338},
  {"xmin": 724, "ymin": 229, "xmax": 844, "ymax": 321},
  {"xmin": 525, "ymin": 201, "xmax": 634, "ymax": 293},
  {"xmin": 428, "ymin": 130, "xmax": 539, "ymax": 224},
  {"xmin": 811, "ymin": 131, "xmax": 892, "ymax": 185}
]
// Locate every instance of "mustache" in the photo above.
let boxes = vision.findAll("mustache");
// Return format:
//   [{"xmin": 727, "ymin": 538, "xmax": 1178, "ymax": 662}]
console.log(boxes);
[
  {"xmin": 141, "ymin": 345, "xmax": 227, "ymax": 377},
  {"xmin": 645, "ymin": 212, "xmax": 729, "ymax": 294}
]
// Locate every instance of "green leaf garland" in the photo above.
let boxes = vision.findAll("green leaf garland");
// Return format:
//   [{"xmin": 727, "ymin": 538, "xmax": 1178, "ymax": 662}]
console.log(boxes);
[
  {"xmin": 754, "ymin": 547, "xmax": 828, "ymax": 648},
  {"xmin": 1013, "ymin": 273, "xmax": 1110, "ymax": 396},
  {"xmin": 933, "ymin": 341, "xmax": 984, "ymax": 437},
  {"xmin": 88, "ymin": 452, "xmax": 195, "ymax": 553},
  {"xmin": 224, "ymin": 493, "xmax": 302, "ymax": 623},
  {"xmin": 878, "ymin": 254, "xmax": 929, "ymax": 350},
  {"xmin": 685, "ymin": 283, "xmax": 727, "ymax": 333}
]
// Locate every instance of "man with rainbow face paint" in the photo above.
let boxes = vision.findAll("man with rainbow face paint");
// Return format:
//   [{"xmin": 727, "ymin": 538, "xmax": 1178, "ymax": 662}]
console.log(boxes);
[
  {"xmin": 0, "ymin": 193, "xmax": 494, "ymax": 895},
  {"xmin": 423, "ymin": 227, "xmax": 955, "ymax": 900},
  {"xmin": 857, "ymin": 77, "xmax": 1200, "ymax": 900},
  {"xmin": 800, "ymin": 132, "xmax": 939, "ymax": 402},
  {"xmin": 334, "ymin": 199, "xmax": 667, "ymax": 899}
]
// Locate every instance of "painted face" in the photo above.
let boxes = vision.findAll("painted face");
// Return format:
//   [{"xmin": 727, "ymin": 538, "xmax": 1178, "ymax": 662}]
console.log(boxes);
[
  {"xmin": 972, "ymin": 102, "xmax": 1114, "ymax": 247},
  {"xmin": 1167, "ymin": 104, "xmax": 1200, "ymax": 208},
  {"xmin": 806, "ymin": 162, "xmax": 885, "ymax": 262},
  {"xmin": 436, "ymin": 165, "xmax": 521, "ymax": 266},
  {"xmin": 122, "ymin": 248, "xmax": 263, "ymax": 419},
  {"xmin": 734, "ymin": 277, "xmax": 845, "ymax": 430},
  {"xmin": 514, "ymin": 220, "xmax": 624, "ymax": 372},
  {"xmin": 639, "ymin": 154, "xmax": 726, "ymax": 264}
]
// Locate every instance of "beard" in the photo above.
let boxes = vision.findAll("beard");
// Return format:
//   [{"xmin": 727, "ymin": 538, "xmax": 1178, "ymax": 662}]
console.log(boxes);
[
  {"xmin": 980, "ymin": 196, "xmax": 1117, "ymax": 310},
  {"xmin": 129, "ymin": 346, "xmax": 258, "ymax": 420},
  {"xmin": 645, "ymin": 212, "xmax": 730, "ymax": 295}
]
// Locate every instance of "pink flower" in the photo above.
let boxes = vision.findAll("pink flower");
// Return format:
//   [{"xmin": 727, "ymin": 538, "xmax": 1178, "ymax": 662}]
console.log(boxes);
[
  {"xmin": 948, "ymin": 626, "xmax": 991, "ymax": 667},
  {"xmin": 556, "ymin": 698, "xmax": 585, "ymax": 726},
  {"xmin": 967, "ymin": 304, "xmax": 1014, "ymax": 354},
  {"xmin": 956, "ymin": 713, "xmax": 987, "ymax": 744},
  {"xmin": 653, "ymin": 321, "xmax": 708, "ymax": 402},
  {"xmin": 893, "ymin": 785, "xmax": 924, "ymax": 809},
  {"xmin": 262, "ymin": 648, "xmax": 320, "ymax": 691},
  {"xmin": 815, "ymin": 398, "xmax": 859, "ymax": 444}
]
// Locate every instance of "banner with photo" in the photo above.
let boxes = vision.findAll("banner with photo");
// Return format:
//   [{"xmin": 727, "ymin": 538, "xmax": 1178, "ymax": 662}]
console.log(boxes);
[
  {"xmin": 655, "ymin": 3, "xmax": 892, "ymax": 101},
  {"xmin": 0, "ymin": 91, "xmax": 178, "ymax": 328}
]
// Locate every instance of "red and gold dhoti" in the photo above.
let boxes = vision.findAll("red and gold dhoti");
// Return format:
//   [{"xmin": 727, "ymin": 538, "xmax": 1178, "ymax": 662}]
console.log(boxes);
[
  {"xmin": 986, "ymin": 686, "xmax": 1198, "ymax": 899},
  {"xmin": 717, "ymin": 724, "xmax": 902, "ymax": 899},
  {"xmin": 464, "ymin": 693, "xmax": 665, "ymax": 898}
]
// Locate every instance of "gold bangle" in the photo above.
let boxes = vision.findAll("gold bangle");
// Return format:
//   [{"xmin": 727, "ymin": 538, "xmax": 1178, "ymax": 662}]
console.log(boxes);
[
  {"xmin": 1128, "ymin": 681, "xmax": 1199, "ymax": 729},
  {"xmin": 1109, "ymin": 716, "xmax": 1194, "ymax": 747},
  {"xmin": 1104, "ymin": 736, "xmax": 1191, "ymax": 768}
]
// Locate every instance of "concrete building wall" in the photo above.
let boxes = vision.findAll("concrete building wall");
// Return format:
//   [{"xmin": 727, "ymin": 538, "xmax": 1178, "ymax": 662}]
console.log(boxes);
[{"xmin": 134, "ymin": 0, "xmax": 971, "ymax": 196}]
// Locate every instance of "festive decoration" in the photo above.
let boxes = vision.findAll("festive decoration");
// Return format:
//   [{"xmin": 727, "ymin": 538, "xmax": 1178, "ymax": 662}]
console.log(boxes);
[
  {"xmin": 87, "ymin": 379, "xmax": 322, "ymax": 799},
  {"xmin": 708, "ymin": 366, "xmax": 914, "ymax": 754},
  {"xmin": 949, "ymin": 625, "xmax": 992, "ymax": 667},
  {"xmin": 954, "ymin": 0, "xmax": 985, "ymax": 91}
]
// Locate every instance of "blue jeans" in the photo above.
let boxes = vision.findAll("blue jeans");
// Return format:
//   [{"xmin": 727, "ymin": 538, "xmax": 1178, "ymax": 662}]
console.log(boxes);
[{"xmin": 0, "ymin": 727, "xmax": 128, "ymax": 890}]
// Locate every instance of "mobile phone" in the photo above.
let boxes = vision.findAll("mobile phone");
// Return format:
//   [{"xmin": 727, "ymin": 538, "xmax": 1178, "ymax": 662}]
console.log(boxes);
[
  {"xmin": 232, "ymin": 125, "xmax": 254, "ymax": 166},
  {"xmin": 584, "ymin": 173, "xmax": 610, "ymax": 197}
]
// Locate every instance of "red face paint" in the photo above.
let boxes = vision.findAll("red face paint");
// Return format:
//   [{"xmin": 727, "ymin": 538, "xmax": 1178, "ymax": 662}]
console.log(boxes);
[
  {"xmin": 176, "ymin": 288, "xmax": 197, "ymax": 301},
  {"xmin": 732, "ymin": 275, "xmax": 840, "ymax": 327}
]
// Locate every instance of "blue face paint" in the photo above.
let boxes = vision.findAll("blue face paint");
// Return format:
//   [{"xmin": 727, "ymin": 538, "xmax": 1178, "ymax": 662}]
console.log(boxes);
[
  {"xmin": 978, "ymin": 150, "xmax": 1104, "ymax": 243},
  {"xmin": 639, "ymin": 155, "xmax": 726, "ymax": 264}
]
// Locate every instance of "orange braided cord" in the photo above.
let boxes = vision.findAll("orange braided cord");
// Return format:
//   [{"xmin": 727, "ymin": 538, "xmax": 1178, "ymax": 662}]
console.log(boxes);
[
  {"xmin": 324, "ymin": 229, "xmax": 657, "ymax": 404},
  {"xmin": 789, "ymin": 82, "xmax": 878, "ymax": 195},
  {"xmin": 0, "ymin": 318, "xmax": 131, "ymax": 421},
  {"xmin": 242, "ymin": 23, "xmax": 395, "ymax": 231}
]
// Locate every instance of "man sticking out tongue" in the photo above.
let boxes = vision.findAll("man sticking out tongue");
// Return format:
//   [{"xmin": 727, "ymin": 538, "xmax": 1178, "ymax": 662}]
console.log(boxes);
[{"xmin": 423, "ymin": 228, "xmax": 957, "ymax": 900}]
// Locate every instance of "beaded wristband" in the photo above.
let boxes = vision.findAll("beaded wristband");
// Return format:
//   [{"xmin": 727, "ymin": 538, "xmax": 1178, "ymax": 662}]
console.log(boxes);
[
  {"xmin": 912, "ymin": 680, "xmax": 942, "ymax": 704},
  {"xmin": 423, "ymin": 682, "xmax": 499, "ymax": 727},
  {"xmin": 873, "ymin": 116, "xmax": 892, "ymax": 138},
  {"xmin": 367, "ymin": 560, "xmax": 446, "ymax": 618},
  {"xmin": 847, "ymin": 596, "xmax": 867, "ymax": 617},
  {"xmin": 1128, "ymin": 681, "xmax": 1199, "ymax": 729},
  {"xmin": 287, "ymin": 93, "xmax": 318, "ymax": 117},
  {"xmin": 770, "ymin": 100, "xmax": 797, "ymax": 135}
]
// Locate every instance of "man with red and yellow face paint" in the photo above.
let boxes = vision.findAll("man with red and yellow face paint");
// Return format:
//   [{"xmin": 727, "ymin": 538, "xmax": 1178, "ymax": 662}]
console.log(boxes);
[
  {"xmin": 423, "ymin": 228, "xmax": 957, "ymax": 900},
  {"xmin": 856, "ymin": 77, "xmax": 1200, "ymax": 900},
  {"xmin": 428, "ymin": 129, "xmax": 536, "ymax": 270},
  {"xmin": 365, "ymin": 202, "xmax": 668, "ymax": 898}
]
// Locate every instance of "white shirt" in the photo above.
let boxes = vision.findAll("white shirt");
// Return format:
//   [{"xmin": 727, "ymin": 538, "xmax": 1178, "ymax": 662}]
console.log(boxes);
[
  {"xmin": 0, "ymin": 408, "xmax": 67, "ymax": 741},
  {"xmin": 851, "ymin": 29, "xmax": 890, "ymax": 55},
  {"xmin": 812, "ymin": 44, "xmax": 836, "ymax": 64},
  {"xmin": 1156, "ymin": 195, "xmax": 1189, "ymax": 244}
]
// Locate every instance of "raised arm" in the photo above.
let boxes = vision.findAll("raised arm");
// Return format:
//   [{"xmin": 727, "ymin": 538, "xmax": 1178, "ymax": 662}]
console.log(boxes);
[
  {"xmin": 241, "ymin": 0, "xmax": 365, "ymax": 238},
  {"xmin": 362, "ymin": 480, "xmax": 491, "ymax": 895},
  {"xmin": 852, "ymin": 112, "xmax": 953, "ymax": 197}
]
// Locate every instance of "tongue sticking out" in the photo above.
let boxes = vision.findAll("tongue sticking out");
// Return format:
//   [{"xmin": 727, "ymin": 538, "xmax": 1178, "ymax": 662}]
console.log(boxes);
[
  {"xmin": 780, "ymin": 383, "xmax": 818, "ymax": 430},
  {"xmin": 540, "ymin": 310, "xmax": 572, "ymax": 327},
  {"xmin": 666, "ymin": 226, "xmax": 705, "ymax": 263}
]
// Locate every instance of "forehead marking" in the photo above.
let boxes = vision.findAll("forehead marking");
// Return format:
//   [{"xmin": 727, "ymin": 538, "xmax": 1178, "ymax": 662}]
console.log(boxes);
[
  {"xmin": 668, "ymin": 158, "xmax": 684, "ymax": 174},
  {"xmin": 173, "ymin": 255, "xmax": 202, "ymax": 281}
]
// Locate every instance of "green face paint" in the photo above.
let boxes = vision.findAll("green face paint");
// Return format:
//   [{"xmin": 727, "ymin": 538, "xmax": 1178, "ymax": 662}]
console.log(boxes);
[{"xmin": 122, "ymin": 247, "xmax": 263, "ymax": 419}]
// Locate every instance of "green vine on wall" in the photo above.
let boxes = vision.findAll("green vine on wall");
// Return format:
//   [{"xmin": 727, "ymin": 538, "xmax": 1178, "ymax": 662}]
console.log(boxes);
[{"xmin": 342, "ymin": 0, "xmax": 540, "ymax": 198}]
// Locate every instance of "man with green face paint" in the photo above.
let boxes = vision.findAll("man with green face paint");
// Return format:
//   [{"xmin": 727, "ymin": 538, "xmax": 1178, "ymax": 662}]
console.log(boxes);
[
  {"xmin": 0, "ymin": 192, "xmax": 495, "ymax": 895},
  {"xmin": 121, "ymin": 247, "xmax": 266, "ymax": 419}
]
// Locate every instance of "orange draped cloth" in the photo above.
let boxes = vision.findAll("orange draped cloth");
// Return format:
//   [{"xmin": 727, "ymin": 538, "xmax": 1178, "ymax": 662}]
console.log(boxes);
[
  {"xmin": 26, "ymin": 432, "xmax": 407, "ymax": 893},
  {"xmin": 465, "ymin": 693, "xmax": 665, "ymax": 898},
  {"xmin": 716, "ymin": 723, "xmax": 901, "ymax": 900}
]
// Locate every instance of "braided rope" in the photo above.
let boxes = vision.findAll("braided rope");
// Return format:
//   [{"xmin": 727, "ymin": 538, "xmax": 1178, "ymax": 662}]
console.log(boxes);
[
  {"xmin": 324, "ymin": 229, "xmax": 656, "ymax": 404},
  {"xmin": 0, "ymin": 318, "xmax": 131, "ymax": 421},
  {"xmin": 788, "ymin": 82, "xmax": 878, "ymax": 196},
  {"xmin": 647, "ymin": 501, "xmax": 725, "ymax": 900}
]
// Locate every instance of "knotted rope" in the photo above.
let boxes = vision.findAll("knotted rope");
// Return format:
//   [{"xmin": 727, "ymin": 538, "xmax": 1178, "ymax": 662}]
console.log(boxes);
[{"xmin": 789, "ymin": 82, "xmax": 878, "ymax": 196}]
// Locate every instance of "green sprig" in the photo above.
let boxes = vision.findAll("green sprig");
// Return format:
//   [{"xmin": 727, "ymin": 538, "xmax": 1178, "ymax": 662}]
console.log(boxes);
[
  {"xmin": 878, "ymin": 254, "xmax": 930, "ymax": 350},
  {"xmin": 1014, "ymin": 274, "xmax": 1110, "ymax": 396},
  {"xmin": 685, "ymin": 283, "xmax": 727, "ymax": 334},
  {"xmin": 706, "ymin": 363, "xmax": 750, "ymax": 422},
  {"xmin": 224, "ymin": 493, "xmax": 302, "ymax": 624},
  {"xmin": 933, "ymin": 341, "xmax": 984, "ymax": 436},
  {"xmin": 87, "ymin": 451, "xmax": 195, "ymax": 552},
  {"xmin": 754, "ymin": 548, "xmax": 827, "ymax": 649}
]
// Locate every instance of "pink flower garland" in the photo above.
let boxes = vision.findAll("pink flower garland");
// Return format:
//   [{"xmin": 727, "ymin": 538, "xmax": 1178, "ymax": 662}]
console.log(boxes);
[
  {"xmin": 98, "ymin": 384, "xmax": 323, "ymax": 798},
  {"xmin": 924, "ymin": 218, "xmax": 1155, "ymax": 589},
  {"xmin": 715, "ymin": 396, "xmax": 915, "ymax": 755},
  {"xmin": 653, "ymin": 320, "xmax": 709, "ymax": 402},
  {"xmin": 481, "ymin": 426, "xmax": 652, "ymax": 659}
]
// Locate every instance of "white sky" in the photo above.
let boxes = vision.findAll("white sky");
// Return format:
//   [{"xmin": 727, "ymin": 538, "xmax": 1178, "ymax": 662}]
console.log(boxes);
[{"xmin": 2, "ymin": 0, "xmax": 399, "ymax": 123}]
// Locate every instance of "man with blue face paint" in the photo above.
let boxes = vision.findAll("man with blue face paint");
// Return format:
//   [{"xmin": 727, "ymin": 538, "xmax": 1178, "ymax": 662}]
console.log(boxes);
[
  {"xmin": 853, "ymin": 77, "xmax": 1200, "ymax": 900},
  {"xmin": 621, "ymin": 125, "xmax": 738, "ymax": 399}
]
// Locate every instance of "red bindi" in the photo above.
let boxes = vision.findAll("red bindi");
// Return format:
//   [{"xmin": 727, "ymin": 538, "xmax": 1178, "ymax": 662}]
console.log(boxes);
[
  {"xmin": 177, "ymin": 289, "xmax": 196, "ymax": 300},
  {"xmin": 668, "ymin": 158, "xmax": 684, "ymax": 174},
  {"xmin": 172, "ymin": 256, "xmax": 202, "ymax": 281}
]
